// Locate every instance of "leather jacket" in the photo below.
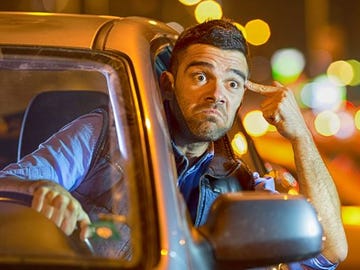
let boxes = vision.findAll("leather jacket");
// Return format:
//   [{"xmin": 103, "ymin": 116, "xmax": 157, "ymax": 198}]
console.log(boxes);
[{"xmin": 174, "ymin": 135, "xmax": 255, "ymax": 227}]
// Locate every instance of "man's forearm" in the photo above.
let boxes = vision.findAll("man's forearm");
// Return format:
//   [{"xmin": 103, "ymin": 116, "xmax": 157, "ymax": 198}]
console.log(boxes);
[
  {"xmin": 0, "ymin": 176, "xmax": 37, "ymax": 193},
  {"xmin": 291, "ymin": 131, "xmax": 348, "ymax": 263}
]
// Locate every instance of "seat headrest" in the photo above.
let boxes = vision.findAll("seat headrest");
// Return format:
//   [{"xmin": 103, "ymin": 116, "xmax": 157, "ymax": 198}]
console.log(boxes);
[{"xmin": 17, "ymin": 90, "xmax": 109, "ymax": 161}]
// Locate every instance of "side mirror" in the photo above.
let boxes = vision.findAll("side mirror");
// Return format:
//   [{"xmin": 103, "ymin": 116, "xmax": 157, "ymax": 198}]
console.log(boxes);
[{"xmin": 198, "ymin": 192, "xmax": 323, "ymax": 269}]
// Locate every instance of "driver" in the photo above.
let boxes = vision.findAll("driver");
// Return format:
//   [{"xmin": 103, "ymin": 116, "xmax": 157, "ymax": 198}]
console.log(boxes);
[{"xmin": 0, "ymin": 18, "xmax": 347, "ymax": 268}]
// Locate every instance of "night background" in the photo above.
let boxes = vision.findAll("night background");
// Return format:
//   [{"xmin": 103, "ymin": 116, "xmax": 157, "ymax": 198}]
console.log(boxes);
[{"xmin": 1, "ymin": 1, "xmax": 360, "ymax": 268}]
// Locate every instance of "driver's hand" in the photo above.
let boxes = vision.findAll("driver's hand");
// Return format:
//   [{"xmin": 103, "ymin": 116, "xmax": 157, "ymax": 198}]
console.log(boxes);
[{"xmin": 30, "ymin": 180, "xmax": 91, "ymax": 240}]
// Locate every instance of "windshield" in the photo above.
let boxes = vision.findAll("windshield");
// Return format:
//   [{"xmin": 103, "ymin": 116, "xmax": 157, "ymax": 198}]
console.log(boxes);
[{"xmin": 0, "ymin": 47, "xmax": 148, "ymax": 267}]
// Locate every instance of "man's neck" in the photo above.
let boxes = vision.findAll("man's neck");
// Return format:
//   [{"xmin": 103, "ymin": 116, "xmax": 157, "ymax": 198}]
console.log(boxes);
[
  {"xmin": 175, "ymin": 139, "xmax": 210, "ymax": 167},
  {"xmin": 165, "ymin": 101, "xmax": 211, "ymax": 164}
]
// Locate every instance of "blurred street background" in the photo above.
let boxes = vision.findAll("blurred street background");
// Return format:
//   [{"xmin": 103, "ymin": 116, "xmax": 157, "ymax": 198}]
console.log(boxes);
[{"xmin": 1, "ymin": 1, "xmax": 360, "ymax": 268}]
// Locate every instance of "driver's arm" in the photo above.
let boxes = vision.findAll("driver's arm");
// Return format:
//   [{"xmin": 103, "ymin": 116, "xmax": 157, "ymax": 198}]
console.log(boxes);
[{"xmin": 0, "ymin": 112, "xmax": 105, "ymax": 238}]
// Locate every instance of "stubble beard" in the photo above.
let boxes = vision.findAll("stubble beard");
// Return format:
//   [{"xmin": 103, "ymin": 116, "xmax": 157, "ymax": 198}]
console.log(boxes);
[
  {"xmin": 170, "ymin": 95, "xmax": 233, "ymax": 142},
  {"xmin": 185, "ymin": 114, "xmax": 230, "ymax": 142}
]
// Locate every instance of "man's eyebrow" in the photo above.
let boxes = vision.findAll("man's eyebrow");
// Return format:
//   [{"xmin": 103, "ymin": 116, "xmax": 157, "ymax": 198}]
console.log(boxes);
[
  {"xmin": 185, "ymin": 61, "xmax": 247, "ymax": 81},
  {"xmin": 185, "ymin": 61, "xmax": 213, "ymax": 71},
  {"xmin": 230, "ymin": 68, "xmax": 247, "ymax": 82}
]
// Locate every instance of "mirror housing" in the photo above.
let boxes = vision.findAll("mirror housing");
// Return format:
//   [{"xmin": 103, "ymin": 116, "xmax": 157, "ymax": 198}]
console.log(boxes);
[{"xmin": 199, "ymin": 192, "xmax": 323, "ymax": 268}]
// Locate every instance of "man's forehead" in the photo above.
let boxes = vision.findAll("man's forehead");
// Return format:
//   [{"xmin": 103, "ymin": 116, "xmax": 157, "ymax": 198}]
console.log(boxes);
[
  {"xmin": 182, "ymin": 43, "xmax": 245, "ymax": 56},
  {"xmin": 179, "ymin": 44, "xmax": 249, "ymax": 77}
]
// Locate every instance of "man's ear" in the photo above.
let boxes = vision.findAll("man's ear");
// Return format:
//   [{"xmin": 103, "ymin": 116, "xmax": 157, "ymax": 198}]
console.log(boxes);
[{"xmin": 160, "ymin": 71, "xmax": 175, "ymax": 100}]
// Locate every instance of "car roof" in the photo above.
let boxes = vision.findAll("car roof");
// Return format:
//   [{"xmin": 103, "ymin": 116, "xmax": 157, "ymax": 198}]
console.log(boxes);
[{"xmin": 0, "ymin": 12, "xmax": 179, "ymax": 49}]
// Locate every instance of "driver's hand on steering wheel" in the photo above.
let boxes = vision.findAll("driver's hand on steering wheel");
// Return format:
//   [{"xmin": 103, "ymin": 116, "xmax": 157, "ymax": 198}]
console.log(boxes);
[{"xmin": 30, "ymin": 180, "xmax": 91, "ymax": 240}]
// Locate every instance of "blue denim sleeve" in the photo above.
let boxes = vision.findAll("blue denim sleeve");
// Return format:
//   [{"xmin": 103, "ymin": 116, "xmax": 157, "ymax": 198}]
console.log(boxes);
[
  {"xmin": 253, "ymin": 172, "xmax": 279, "ymax": 194},
  {"xmin": 285, "ymin": 254, "xmax": 338, "ymax": 269},
  {"xmin": 0, "ymin": 112, "xmax": 103, "ymax": 190}
]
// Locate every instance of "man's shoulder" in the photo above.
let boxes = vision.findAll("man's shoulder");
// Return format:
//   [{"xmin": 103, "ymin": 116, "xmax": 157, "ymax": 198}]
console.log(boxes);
[{"xmin": 58, "ymin": 109, "xmax": 108, "ymax": 135}]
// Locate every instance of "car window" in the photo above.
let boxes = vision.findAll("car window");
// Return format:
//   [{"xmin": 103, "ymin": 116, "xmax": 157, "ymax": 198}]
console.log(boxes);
[{"xmin": 0, "ymin": 47, "xmax": 153, "ymax": 267}]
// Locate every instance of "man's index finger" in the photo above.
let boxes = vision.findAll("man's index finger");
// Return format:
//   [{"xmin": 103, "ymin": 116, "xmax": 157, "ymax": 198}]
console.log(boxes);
[{"xmin": 245, "ymin": 80, "xmax": 278, "ymax": 96}]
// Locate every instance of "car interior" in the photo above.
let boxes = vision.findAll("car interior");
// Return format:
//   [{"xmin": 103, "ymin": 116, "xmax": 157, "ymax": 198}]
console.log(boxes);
[{"xmin": 17, "ymin": 90, "xmax": 109, "ymax": 161}]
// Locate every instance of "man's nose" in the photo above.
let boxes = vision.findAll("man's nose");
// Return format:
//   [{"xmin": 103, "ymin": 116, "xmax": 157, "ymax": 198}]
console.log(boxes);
[{"xmin": 205, "ymin": 80, "xmax": 226, "ymax": 104}]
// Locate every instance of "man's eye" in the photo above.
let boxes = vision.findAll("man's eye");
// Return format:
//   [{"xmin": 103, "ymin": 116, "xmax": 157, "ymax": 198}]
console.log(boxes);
[
  {"xmin": 229, "ymin": 81, "xmax": 239, "ymax": 89},
  {"xmin": 195, "ymin": 73, "xmax": 206, "ymax": 82}
]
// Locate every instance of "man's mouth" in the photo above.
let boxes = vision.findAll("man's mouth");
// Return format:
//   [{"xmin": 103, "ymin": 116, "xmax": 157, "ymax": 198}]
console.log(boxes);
[
  {"xmin": 196, "ymin": 106, "xmax": 226, "ymax": 122},
  {"xmin": 201, "ymin": 108, "xmax": 223, "ymax": 117}
]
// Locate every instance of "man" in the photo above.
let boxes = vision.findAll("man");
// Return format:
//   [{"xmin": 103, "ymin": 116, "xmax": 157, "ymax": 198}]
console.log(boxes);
[
  {"xmin": 160, "ymin": 19, "xmax": 347, "ymax": 268},
  {"xmin": 0, "ymin": 19, "xmax": 347, "ymax": 268}
]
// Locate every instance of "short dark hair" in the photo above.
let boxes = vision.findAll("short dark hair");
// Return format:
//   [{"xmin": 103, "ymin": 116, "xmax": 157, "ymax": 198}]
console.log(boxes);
[{"xmin": 170, "ymin": 18, "xmax": 249, "ymax": 74}]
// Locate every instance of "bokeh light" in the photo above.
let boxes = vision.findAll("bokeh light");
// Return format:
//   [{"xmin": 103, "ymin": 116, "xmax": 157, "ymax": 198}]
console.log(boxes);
[
  {"xmin": 348, "ymin": 59, "xmax": 360, "ymax": 86},
  {"xmin": 244, "ymin": 19, "xmax": 271, "ymax": 46},
  {"xmin": 300, "ymin": 75, "xmax": 346, "ymax": 112},
  {"xmin": 314, "ymin": 110, "xmax": 341, "ymax": 136},
  {"xmin": 271, "ymin": 48, "xmax": 305, "ymax": 84},
  {"xmin": 231, "ymin": 132, "xmax": 248, "ymax": 156},
  {"xmin": 243, "ymin": 110, "xmax": 269, "ymax": 137},
  {"xmin": 334, "ymin": 111, "xmax": 356, "ymax": 139},
  {"xmin": 233, "ymin": 22, "xmax": 247, "ymax": 39},
  {"xmin": 267, "ymin": 124, "xmax": 277, "ymax": 132},
  {"xmin": 342, "ymin": 206, "xmax": 360, "ymax": 225},
  {"xmin": 95, "ymin": 226, "xmax": 113, "ymax": 239},
  {"xmin": 288, "ymin": 188, "xmax": 299, "ymax": 195},
  {"xmin": 327, "ymin": 60, "xmax": 353, "ymax": 86},
  {"xmin": 194, "ymin": 0, "xmax": 223, "ymax": 23},
  {"xmin": 178, "ymin": 0, "xmax": 202, "ymax": 6},
  {"xmin": 355, "ymin": 109, "xmax": 360, "ymax": 130}
]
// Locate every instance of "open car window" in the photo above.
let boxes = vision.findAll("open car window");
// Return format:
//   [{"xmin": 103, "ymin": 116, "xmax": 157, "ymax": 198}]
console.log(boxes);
[{"xmin": 0, "ymin": 47, "xmax": 154, "ymax": 267}]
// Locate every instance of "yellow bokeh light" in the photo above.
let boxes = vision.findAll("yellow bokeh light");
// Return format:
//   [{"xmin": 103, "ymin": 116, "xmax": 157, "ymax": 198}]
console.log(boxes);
[
  {"xmin": 327, "ymin": 60, "xmax": 353, "ymax": 86},
  {"xmin": 194, "ymin": 0, "xmax": 223, "ymax": 23},
  {"xmin": 267, "ymin": 124, "xmax": 277, "ymax": 132},
  {"xmin": 355, "ymin": 109, "xmax": 360, "ymax": 130},
  {"xmin": 314, "ymin": 111, "xmax": 340, "ymax": 136},
  {"xmin": 342, "ymin": 206, "xmax": 360, "ymax": 225},
  {"xmin": 288, "ymin": 188, "xmax": 299, "ymax": 195},
  {"xmin": 243, "ymin": 110, "xmax": 269, "ymax": 137},
  {"xmin": 160, "ymin": 249, "xmax": 169, "ymax": 256},
  {"xmin": 231, "ymin": 132, "xmax": 248, "ymax": 156},
  {"xmin": 244, "ymin": 19, "xmax": 271, "ymax": 46},
  {"xmin": 178, "ymin": 0, "xmax": 202, "ymax": 6},
  {"xmin": 233, "ymin": 22, "xmax": 247, "ymax": 39},
  {"xmin": 348, "ymin": 59, "xmax": 360, "ymax": 86}
]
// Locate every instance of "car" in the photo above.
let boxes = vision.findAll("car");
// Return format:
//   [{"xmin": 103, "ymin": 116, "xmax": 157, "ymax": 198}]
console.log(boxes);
[{"xmin": 0, "ymin": 12, "xmax": 323, "ymax": 269}]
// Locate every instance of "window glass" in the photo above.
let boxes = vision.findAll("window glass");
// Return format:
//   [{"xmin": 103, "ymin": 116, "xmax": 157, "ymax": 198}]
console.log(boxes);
[{"xmin": 0, "ymin": 48, "xmax": 145, "ymax": 266}]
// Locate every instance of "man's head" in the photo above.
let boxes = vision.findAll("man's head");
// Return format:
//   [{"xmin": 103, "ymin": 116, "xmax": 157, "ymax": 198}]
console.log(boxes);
[
  {"xmin": 170, "ymin": 18, "xmax": 249, "ymax": 75},
  {"xmin": 162, "ymin": 19, "xmax": 250, "ymax": 144}
]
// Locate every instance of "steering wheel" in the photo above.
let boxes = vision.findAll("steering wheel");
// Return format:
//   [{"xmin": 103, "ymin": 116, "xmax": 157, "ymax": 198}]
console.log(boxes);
[{"xmin": 0, "ymin": 190, "xmax": 94, "ymax": 256}]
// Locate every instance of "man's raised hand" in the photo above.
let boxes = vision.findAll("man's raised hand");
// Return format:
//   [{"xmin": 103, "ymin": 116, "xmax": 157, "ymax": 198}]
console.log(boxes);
[{"xmin": 245, "ymin": 80, "xmax": 308, "ymax": 141}]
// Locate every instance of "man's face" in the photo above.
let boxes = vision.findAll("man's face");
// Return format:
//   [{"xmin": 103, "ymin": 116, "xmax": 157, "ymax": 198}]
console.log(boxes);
[{"xmin": 168, "ymin": 44, "xmax": 248, "ymax": 142}]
